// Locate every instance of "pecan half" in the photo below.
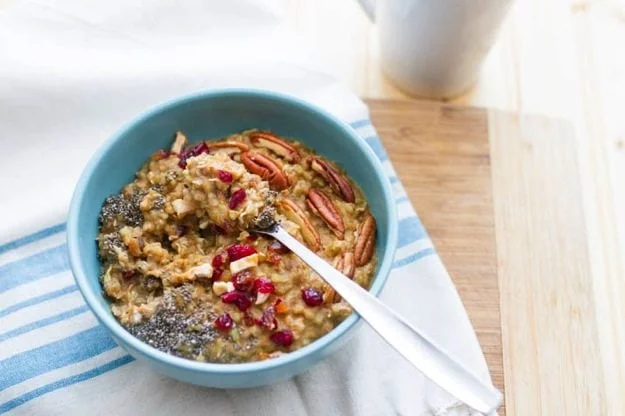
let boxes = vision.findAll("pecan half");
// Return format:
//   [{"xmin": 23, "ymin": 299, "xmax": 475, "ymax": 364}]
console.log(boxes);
[
  {"xmin": 323, "ymin": 251, "xmax": 356, "ymax": 303},
  {"xmin": 241, "ymin": 151, "xmax": 289, "ymax": 190},
  {"xmin": 249, "ymin": 131, "xmax": 301, "ymax": 162},
  {"xmin": 338, "ymin": 251, "xmax": 356, "ymax": 278},
  {"xmin": 206, "ymin": 141, "xmax": 249, "ymax": 155},
  {"xmin": 324, "ymin": 252, "xmax": 355, "ymax": 303},
  {"xmin": 354, "ymin": 214, "xmax": 376, "ymax": 266},
  {"xmin": 278, "ymin": 199, "xmax": 321, "ymax": 251},
  {"xmin": 309, "ymin": 157, "xmax": 355, "ymax": 203},
  {"xmin": 306, "ymin": 189, "xmax": 345, "ymax": 239},
  {"xmin": 323, "ymin": 284, "xmax": 339, "ymax": 304}
]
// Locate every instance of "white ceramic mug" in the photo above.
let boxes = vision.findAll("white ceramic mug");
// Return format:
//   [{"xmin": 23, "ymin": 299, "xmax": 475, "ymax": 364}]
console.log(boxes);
[{"xmin": 358, "ymin": 0, "xmax": 513, "ymax": 99}]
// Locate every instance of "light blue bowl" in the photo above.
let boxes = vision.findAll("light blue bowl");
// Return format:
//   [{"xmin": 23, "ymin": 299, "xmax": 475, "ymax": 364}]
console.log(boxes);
[{"xmin": 67, "ymin": 89, "xmax": 398, "ymax": 388}]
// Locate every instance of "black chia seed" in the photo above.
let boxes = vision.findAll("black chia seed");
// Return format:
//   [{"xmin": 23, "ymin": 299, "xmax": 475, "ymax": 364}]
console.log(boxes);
[
  {"xmin": 152, "ymin": 195, "xmax": 165, "ymax": 210},
  {"xmin": 99, "ymin": 192, "xmax": 145, "ymax": 228},
  {"xmin": 128, "ymin": 287, "xmax": 217, "ymax": 359},
  {"xmin": 252, "ymin": 206, "xmax": 277, "ymax": 230}
]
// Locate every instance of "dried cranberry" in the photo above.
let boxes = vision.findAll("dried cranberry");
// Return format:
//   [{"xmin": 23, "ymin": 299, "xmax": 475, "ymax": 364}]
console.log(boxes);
[
  {"xmin": 228, "ymin": 188, "xmax": 246, "ymax": 209},
  {"xmin": 211, "ymin": 267, "xmax": 224, "ymax": 281},
  {"xmin": 268, "ymin": 240, "xmax": 290, "ymax": 254},
  {"xmin": 270, "ymin": 329, "xmax": 294, "ymax": 347},
  {"xmin": 221, "ymin": 291, "xmax": 252, "ymax": 311},
  {"xmin": 218, "ymin": 170, "xmax": 233, "ymax": 183},
  {"xmin": 227, "ymin": 244, "xmax": 257, "ymax": 261},
  {"xmin": 232, "ymin": 270, "xmax": 254, "ymax": 292},
  {"xmin": 178, "ymin": 141, "xmax": 210, "ymax": 168},
  {"xmin": 214, "ymin": 312, "xmax": 233, "ymax": 331},
  {"xmin": 243, "ymin": 312, "xmax": 256, "ymax": 327},
  {"xmin": 178, "ymin": 156, "xmax": 189, "ymax": 169},
  {"xmin": 256, "ymin": 306, "xmax": 277, "ymax": 330},
  {"xmin": 253, "ymin": 277, "xmax": 275, "ymax": 295},
  {"xmin": 246, "ymin": 233, "xmax": 259, "ymax": 242},
  {"xmin": 194, "ymin": 141, "xmax": 209, "ymax": 154},
  {"xmin": 121, "ymin": 270, "xmax": 136, "ymax": 280},
  {"xmin": 211, "ymin": 252, "xmax": 227, "ymax": 268},
  {"xmin": 302, "ymin": 288, "xmax": 323, "ymax": 307}
]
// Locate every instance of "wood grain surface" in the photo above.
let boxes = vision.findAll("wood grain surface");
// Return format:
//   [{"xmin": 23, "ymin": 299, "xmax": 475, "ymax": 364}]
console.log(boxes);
[
  {"xmin": 488, "ymin": 112, "xmax": 607, "ymax": 415},
  {"xmin": 368, "ymin": 98, "xmax": 625, "ymax": 415},
  {"xmin": 366, "ymin": 100, "xmax": 505, "ymax": 413}
]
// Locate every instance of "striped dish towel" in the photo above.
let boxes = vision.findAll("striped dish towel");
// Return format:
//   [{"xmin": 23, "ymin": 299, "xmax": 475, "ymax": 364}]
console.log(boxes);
[{"xmin": 0, "ymin": 1, "xmax": 494, "ymax": 414}]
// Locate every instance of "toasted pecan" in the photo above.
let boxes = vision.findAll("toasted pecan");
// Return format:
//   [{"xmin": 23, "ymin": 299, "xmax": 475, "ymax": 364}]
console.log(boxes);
[
  {"xmin": 278, "ymin": 198, "xmax": 321, "ymax": 251},
  {"xmin": 306, "ymin": 189, "xmax": 345, "ymax": 239},
  {"xmin": 206, "ymin": 141, "xmax": 249, "ymax": 155},
  {"xmin": 324, "ymin": 252, "xmax": 355, "ymax": 303},
  {"xmin": 241, "ymin": 151, "xmax": 289, "ymax": 190},
  {"xmin": 249, "ymin": 131, "xmax": 301, "ymax": 162},
  {"xmin": 323, "ymin": 284, "xmax": 339, "ymax": 304},
  {"xmin": 309, "ymin": 157, "xmax": 355, "ymax": 203},
  {"xmin": 354, "ymin": 214, "xmax": 375, "ymax": 266},
  {"xmin": 339, "ymin": 251, "xmax": 355, "ymax": 279}
]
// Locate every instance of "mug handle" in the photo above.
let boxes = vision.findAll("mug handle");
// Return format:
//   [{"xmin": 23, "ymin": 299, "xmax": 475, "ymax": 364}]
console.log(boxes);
[{"xmin": 357, "ymin": 0, "xmax": 376, "ymax": 20}]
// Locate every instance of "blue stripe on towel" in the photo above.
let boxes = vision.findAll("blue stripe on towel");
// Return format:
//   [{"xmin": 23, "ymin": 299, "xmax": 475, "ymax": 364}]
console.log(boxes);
[
  {"xmin": 0, "ymin": 325, "xmax": 117, "ymax": 391},
  {"xmin": 0, "ymin": 355, "xmax": 134, "ymax": 413},
  {"xmin": 0, "ymin": 305, "xmax": 89, "ymax": 342},
  {"xmin": 0, "ymin": 223, "xmax": 65, "ymax": 256},
  {"xmin": 397, "ymin": 216, "xmax": 427, "ymax": 248},
  {"xmin": 349, "ymin": 119, "xmax": 371, "ymax": 129},
  {"xmin": 0, "ymin": 244, "xmax": 69, "ymax": 293},
  {"xmin": 393, "ymin": 248, "xmax": 436, "ymax": 269},
  {"xmin": 0, "ymin": 285, "xmax": 78, "ymax": 319}
]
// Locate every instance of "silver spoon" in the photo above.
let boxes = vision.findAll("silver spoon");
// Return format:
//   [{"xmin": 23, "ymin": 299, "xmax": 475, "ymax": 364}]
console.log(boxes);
[{"xmin": 253, "ymin": 221, "xmax": 502, "ymax": 415}]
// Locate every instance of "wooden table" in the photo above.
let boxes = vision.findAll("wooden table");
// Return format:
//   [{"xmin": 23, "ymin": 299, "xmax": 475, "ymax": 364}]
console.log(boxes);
[{"xmin": 284, "ymin": 1, "xmax": 625, "ymax": 414}]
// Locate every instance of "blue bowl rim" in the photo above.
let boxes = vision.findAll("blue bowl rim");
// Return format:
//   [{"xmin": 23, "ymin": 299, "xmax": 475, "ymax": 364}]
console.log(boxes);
[{"xmin": 67, "ymin": 88, "xmax": 398, "ymax": 376}]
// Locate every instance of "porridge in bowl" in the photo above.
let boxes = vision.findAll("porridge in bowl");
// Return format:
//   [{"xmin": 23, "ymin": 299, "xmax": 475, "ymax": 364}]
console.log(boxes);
[{"xmin": 97, "ymin": 130, "xmax": 377, "ymax": 363}]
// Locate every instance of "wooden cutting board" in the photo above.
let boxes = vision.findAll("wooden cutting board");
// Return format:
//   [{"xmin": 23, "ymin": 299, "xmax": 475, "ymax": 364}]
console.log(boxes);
[
  {"xmin": 366, "ymin": 99, "xmax": 504, "ymax": 413},
  {"xmin": 367, "ymin": 99, "xmax": 612, "ymax": 416}
]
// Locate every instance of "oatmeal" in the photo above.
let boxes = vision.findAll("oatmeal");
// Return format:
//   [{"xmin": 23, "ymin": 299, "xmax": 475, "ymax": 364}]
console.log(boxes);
[{"xmin": 97, "ymin": 130, "xmax": 377, "ymax": 363}]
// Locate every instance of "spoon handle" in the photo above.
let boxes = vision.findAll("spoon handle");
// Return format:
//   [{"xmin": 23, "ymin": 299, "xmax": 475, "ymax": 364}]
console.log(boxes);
[{"xmin": 267, "ymin": 225, "xmax": 502, "ymax": 415}]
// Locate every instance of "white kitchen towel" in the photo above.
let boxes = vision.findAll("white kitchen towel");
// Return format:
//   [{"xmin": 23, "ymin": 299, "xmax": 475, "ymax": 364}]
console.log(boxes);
[{"xmin": 0, "ymin": 1, "xmax": 495, "ymax": 415}]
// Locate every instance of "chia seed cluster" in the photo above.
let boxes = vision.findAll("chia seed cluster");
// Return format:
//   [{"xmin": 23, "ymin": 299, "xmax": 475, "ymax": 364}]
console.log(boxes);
[
  {"xmin": 128, "ymin": 286, "xmax": 218, "ymax": 359},
  {"xmin": 99, "ymin": 192, "xmax": 145, "ymax": 228},
  {"xmin": 252, "ymin": 206, "xmax": 277, "ymax": 230},
  {"xmin": 152, "ymin": 195, "xmax": 165, "ymax": 210}
]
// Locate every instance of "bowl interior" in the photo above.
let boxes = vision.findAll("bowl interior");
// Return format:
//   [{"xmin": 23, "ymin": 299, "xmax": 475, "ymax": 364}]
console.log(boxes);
[{"xmin": 70, "ymin": 90, "xmax": 397, "ymax": 369}]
